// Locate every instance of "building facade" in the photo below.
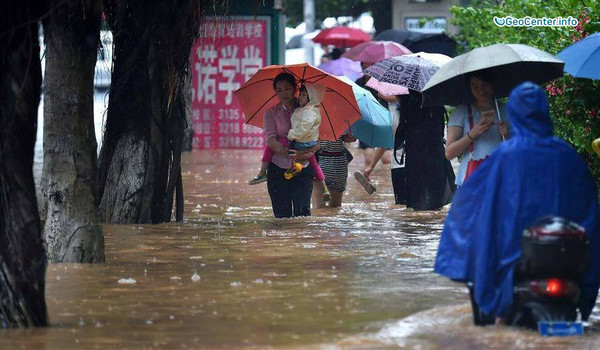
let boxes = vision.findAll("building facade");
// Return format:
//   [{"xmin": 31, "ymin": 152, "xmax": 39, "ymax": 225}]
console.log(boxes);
[{"xmin": 391, "ymin": 0, "xmax": 468, "ymax": 35}]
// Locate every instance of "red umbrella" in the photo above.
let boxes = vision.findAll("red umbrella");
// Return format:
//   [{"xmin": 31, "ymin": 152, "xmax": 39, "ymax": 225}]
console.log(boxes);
[
  {"xmin": 312, "ymin": 27, "xmax": 371, "ymax": 48},
  {"xmin": 234, "ymin": 63, "xmax": 362, "ymax": 142}
]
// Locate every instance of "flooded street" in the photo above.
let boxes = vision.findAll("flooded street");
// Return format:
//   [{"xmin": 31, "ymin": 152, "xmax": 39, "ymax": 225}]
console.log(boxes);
[{"xmin": 2, "ymin": 149, "xmax": 600, "ymax": 349}]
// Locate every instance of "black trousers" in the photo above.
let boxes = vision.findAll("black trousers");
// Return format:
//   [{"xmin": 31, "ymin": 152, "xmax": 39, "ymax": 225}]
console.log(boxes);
[
  {"xmin": 467, "ymin": 282, "xmax": 496, "ymax": 326},
  {"xmin": 391, "ymin": 167, "xmax": 407, "ymax": 205},
  {"xmin": 267, "ymin": 162, "xmax": 313, "ymax": 218}
]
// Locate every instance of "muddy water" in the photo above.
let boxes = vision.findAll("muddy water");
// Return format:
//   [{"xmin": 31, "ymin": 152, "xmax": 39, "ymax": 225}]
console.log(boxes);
[{"xmin": 3, "ymin": 149, "xmax": 599, "ymax": 349}]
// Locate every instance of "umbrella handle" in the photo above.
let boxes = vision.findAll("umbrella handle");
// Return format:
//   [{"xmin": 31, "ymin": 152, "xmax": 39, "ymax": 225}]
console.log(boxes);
[
  {"xmin": 346, "ymin": 120, "xmax": 354, "ymax": 136},
  {"xmin": 494, "ymin": 96, "xmax": 505, "ymax": 141}
]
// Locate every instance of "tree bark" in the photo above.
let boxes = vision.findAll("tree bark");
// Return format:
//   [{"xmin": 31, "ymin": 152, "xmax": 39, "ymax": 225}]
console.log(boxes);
[
  {"xmin": 98, "ymin": 0, "xmax": 206, "ymax": 224},
  {"xmin": 98, "ymin": 133, "xmax": 150, "ymax": 223},
  {"xmin": 0, "ymin": 1, "xmax": 48, "ymax": 328},
  {"xmin": 41, "ymin": 0, "xmax": 105, "ymax": 263}
]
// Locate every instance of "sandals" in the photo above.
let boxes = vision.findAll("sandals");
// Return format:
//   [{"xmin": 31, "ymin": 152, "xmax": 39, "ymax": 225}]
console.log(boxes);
[
  {"xmin": 354, "ymin": 171, "xmax": 376, "ymax": 195},
  {"xmin": 322, "ymin": 188, "xmax": 331, "ymax": 202}
]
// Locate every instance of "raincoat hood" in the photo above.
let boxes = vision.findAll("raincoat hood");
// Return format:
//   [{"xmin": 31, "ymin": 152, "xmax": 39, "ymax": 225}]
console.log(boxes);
[
  {"xmin": 305, "ymin": 83, "xmax": 326, "ymax": 107},
  {"xmin": 507, "ymin": 82, "xmax": 553, "ymax": 138},
  {"xmin": 435, "ymin": 82, "xmax": 600, "ymax": 320}
]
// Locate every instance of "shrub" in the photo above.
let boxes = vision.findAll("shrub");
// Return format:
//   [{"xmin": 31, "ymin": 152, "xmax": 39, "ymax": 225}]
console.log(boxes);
[{"xmin": 450, "ymin": 0, "xmax": 600, "ymax": 181}]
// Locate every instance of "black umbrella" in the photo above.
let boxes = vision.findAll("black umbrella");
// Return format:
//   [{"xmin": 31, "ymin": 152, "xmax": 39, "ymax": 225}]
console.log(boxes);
[
  {"xmin": 422, "ymin": 43, "xmax": 564, "ymax": 107},
  {"xmin": 374, "ymin": 29, "xmax": 456, "ymax": 57}
]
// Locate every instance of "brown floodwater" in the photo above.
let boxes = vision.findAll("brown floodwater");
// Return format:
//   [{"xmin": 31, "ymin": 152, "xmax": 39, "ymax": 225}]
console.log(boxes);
[{"xmin": 3, "ymin": 149, "xmax": 599, "ymax": 349}]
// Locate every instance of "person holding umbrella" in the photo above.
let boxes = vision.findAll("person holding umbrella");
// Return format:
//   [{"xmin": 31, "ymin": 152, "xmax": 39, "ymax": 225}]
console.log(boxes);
[
  {"xmin": 311, "ymin": 76, "xmax": 394, "ymax": 207},
  {"xmin": 354, "ymin": 64, "xmax": 393, "ymax": 191},
  {"xmin": 344, "ymin": 41, "xmax": 412, "ymax": 193},
  {"xmin": 395, "ymin": 90, "xmax": 455, "ymax": 210},
  {"xmin": 261, "ymin": 73, "xmax": 318, "ymax": 218},
  {"xmin": 317, "ymin": 48, "xmax": 363, "ymax": 81},
  {"xmin": 234, "ymin": 64, "xmax": 362, "ymax": 218},
  {"xmin": 249, "ymin": 83, "xmax": 332, "ymax": 203},
  {"xmin": 445, "ymin": 71, "xmax": 510, "ymax": 186},
  {"xmin": 421, "ymin": 43, "xmax": 566, "ymax": 185},
  {"xmin": 363, "ymin": 53, "xmax": 456, "ymax": 210}
]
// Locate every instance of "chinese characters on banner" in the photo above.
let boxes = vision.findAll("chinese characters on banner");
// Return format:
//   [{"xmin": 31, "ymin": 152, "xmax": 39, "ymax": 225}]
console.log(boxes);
[{"xmin": 191, "ymin": 18, "xmax": 267, "ymax": 149}]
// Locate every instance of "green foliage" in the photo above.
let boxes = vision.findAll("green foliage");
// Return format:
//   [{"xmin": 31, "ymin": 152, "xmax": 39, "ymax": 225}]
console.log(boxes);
[
  {"xmin": 419, "ymin": 16, "xmax": 436, "ymax": 28},
  {"xmin": 450, "ymin": 0, "xmax": 600, "ymax": 181}
]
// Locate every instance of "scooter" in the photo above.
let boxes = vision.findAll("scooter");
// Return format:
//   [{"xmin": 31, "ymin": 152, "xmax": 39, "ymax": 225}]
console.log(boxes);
[{"xmin": 469, "ymin": 216, "xmax": 587, "ymax": 333}]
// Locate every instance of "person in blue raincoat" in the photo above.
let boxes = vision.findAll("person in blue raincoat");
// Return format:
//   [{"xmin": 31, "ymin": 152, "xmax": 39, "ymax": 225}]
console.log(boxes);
[{"xmin": 434, "ymin": 82, "xmax": 600, "ymax": 323}]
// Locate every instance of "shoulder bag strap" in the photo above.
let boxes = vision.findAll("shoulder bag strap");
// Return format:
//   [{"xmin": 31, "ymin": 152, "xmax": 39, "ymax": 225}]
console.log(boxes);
[{"xmin": 468, "ymin": 105, "xmax": 474, "ymax": 161}]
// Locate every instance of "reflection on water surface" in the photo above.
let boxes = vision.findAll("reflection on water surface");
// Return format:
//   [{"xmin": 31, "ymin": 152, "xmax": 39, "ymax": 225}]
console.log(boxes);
[{"xmin": 3, "ymin": 149, "xmax": 598, "ymax": 349}]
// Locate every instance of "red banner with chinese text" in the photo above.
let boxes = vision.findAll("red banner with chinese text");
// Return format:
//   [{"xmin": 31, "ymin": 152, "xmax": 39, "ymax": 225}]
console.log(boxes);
[{"xmin": 191, "ymin": 18, "xmax": 268, "ymax": 149}]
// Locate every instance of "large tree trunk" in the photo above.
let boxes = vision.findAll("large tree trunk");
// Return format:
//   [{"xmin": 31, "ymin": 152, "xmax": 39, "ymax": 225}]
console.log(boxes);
[
  {"xmin": 41, "ymin": 0, "xmax": 105, "ymax": 263},
  {"xmin": 0, "ymin": 1, "xmax": 48, "ymax": 328},
  {"xmin": 97, "ymin": 5, "xmax": 154, "ymax": 223},
  {"xmin": 98, "ymin": 1, "xmax": 205, "ymax": 224}
]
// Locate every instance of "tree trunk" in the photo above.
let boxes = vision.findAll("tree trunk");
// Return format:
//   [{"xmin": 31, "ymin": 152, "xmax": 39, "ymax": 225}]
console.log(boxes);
[
  {"xmin": 370, "ymin": 0, "xmax": 392, "ymax": 36},
  {"xmin": 98, "ymin": 0, "xmax": 205, "ymax": 224},
  {"xmin": 0, "ymin": 1, "xmax": 48, "ymax": 328},
  {"xmin": 41, "ymin": 0, "xmax": 104, "ymax": 263},
  {"xmin": 99, "ymin": 133, "xmax": 150, "ymax": 223},
  {"xmin": 97, "ymin": 5, "xmax": 154, "ymax": 223}
]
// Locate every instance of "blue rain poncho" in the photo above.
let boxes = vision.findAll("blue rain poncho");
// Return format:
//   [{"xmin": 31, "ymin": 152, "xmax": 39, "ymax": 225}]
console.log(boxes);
[{"xmin": 434, "ymin": 82, "xmax": 600, "ymax": 319}]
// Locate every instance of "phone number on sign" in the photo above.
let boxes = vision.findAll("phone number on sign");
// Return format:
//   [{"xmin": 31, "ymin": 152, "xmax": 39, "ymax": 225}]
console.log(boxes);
[
  {"xmin": 218, "ymin": 122, "xmax": 263, "ymax": 135},
  {"xmin": 218, "ymin": 108, "xmax": 241, "ymax": 121},
  {"xmin": 218, "ymin": 136, "xmax": 264, "ymax": 148},
  {"xmin": 219, "ymin": 122, "xmax": 241, "ymax": 134}
]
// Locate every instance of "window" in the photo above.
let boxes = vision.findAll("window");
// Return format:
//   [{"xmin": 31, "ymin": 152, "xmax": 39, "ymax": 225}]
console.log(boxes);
[{"xmin": 405, "ymin": 17, "xmax": 446, "ymax": 33}]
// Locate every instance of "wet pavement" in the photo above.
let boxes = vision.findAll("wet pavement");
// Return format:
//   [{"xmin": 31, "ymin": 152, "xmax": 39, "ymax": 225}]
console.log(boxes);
[{"xmin": 3, "ymin": 149, "xmax": 600, "ymax": 349}]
